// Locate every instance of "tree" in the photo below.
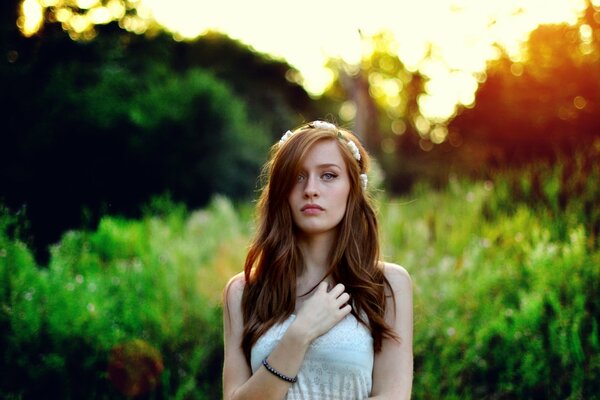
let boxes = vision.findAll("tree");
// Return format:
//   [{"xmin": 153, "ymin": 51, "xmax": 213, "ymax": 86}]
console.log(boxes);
[
  {"xmin": 170, "ymin": 31, "xmax": 329, "ymax": 140},
  {"xmin": 325, "ymin": 32, "xmax": 463, "ymax": 192},
  {"xmin": 448, "ymin": 2, "xmax": 600, "ymax": 167},
  {"xmin": 2, "ymin": 1, "xmax": 327, "ymax": 262}
]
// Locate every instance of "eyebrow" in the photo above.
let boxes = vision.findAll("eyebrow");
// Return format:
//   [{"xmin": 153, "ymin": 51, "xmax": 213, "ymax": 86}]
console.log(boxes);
[
  {"xmin": 298, "ymin": 162, "xmax": 344, "ymax": 172},
  {"xmin": 314, "ymin": 163, "xmax": 342, "ymax": 169}
]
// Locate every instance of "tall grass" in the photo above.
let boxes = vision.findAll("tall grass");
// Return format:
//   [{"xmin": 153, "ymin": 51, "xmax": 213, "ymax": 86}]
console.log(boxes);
[
  {"xmin": 382, "ymin": 174, "xmax": 600, "ymax": 399},
  {"xmin": 1, "ymin": 154, "xmax": 599, "ymax": 398},
  {"xmin": 1, "ymin": 196, "xmax": 250, "ymax": 399}
]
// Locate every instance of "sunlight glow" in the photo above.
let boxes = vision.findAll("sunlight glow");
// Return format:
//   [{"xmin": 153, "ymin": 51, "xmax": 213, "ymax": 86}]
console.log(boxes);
[
  {"xmin": 76, "ymin": 0, "xmax": 99, "ymax": 9},
  {"xmin": 20, "ymin": 0, "xmax": 583, "ymax": 122},
  {"xmin": 88, "ymin": 7, "xmax": 112, "ymax": 25},
  {"xmin": 137, "ymin": 0, "xmax": 582, "ymax": 121},
  {"xmin": 107, "ymin": 0, "xmax": 126, "ymax": 19},
  {"xmin": 19, "ymin": 0, "xmax": 43, "ymax": 37}
]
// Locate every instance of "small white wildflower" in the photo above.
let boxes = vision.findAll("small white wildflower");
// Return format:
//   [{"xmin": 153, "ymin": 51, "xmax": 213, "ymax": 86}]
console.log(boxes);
[
  {"xmin": 279, "ymin": 130, "xmax": 294, "ymax": 144},
  {"xmin": 311, "ymin": 120, "xmax": 337, "ymax": 131},
  {"xmin": 360, "ymin": 173, "xmax": 368, "ymax": 189},
  {"xmin": 346, "ymin": 140, "xmax": 361, "ymax": 161}
]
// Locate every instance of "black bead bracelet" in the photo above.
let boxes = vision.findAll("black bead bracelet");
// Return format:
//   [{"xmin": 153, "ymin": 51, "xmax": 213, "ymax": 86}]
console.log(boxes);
[{"xmin": 262, "ymin": 358, "xmax": 298, "ymax": 383}]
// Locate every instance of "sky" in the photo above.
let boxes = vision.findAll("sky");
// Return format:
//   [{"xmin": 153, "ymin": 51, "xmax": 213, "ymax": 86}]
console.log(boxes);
[
  {"xmin": 139, "ymin": 0, "xmax": 584, "ymax": 121},
  {"xmin": 21, "ymin": 0, "xmax": 587, "ymax": 121}
]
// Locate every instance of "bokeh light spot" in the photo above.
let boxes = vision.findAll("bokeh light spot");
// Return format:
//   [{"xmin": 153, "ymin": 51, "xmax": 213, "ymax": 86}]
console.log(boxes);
[
  {"xmin": 339, "ymin": 101, "xmax": 357, "ymax": 122},
  {"xmin": 510, "ymin": 63, "xmax": 524, "ymax": 76},
  {"xmin": 7, "ymin": 50, "xmax": 19, "ymax": 63},
  {"xmin": 89, "ymin": 7, "xmax": 112, "ymax": 24},
  {"xmin": 579, "ymin": 24, "xmax": 593, "ymax": 42},
  {"xmin": 430, "ymin": 126, "xmax": 448, "ymax": 144},
  {"xmin": 381, "ymin": 137, "xmax": 396, "ymax": 154},
  {"xmin": 419, "ymin": 138, "xmax": 434, "ymax": 151},
  {"xmin": 415, "ymin": 115, "xmax": 431, "ymax": 136},
  {"xmin": 20, "ymin": 0, "xmax": 43, "ymax": 37},
  {"xmin": 573, "ymin": 96, "xmax": 587, "ymax": 109},
  {"xmin": 76, "ymin": 0, "xmax": 98, "ymax": 9},
  {"xmin": 392, "ymin": 119, "xmax": 407, "ymax": 135}
]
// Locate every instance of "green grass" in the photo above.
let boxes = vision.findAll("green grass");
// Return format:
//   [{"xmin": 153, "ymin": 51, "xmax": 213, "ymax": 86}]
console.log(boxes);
[{"xmin": 1, "ymin": 158, "xmax": 599, "ymax": 399}]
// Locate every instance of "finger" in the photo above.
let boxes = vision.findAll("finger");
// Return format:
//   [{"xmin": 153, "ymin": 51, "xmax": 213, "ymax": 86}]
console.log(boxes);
[
  {"xmin": 337, "ymin": 292, "xmax": 350, "ymax": 307},
  {"xmin": 339, "ymin": 304, "xmax": 352, "ymax": 316},
  {"xmin": 328, "ymin": 283, "xmax": 345, "ymax": 297}
]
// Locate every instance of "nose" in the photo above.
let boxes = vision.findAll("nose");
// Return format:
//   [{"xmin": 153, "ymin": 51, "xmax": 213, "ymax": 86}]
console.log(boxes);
[{"xmin": 303, "ymin": 175, "xmax": 319, "ymax": 198}]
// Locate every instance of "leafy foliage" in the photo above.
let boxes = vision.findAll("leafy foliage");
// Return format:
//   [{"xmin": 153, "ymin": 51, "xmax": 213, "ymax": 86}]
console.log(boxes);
[
  {"xmin": 1, "ymin": 27, "xmax": 283, "ymax": 263},
  {"xmin": 2, "ymin": 153, "xmax": 599, "ymax": 398},
  {"xmin": 449, "ymin": 20, "xmax": 600, "ymax": 167},
  {"xmin": 380, "ymin": 151, "xmax": 600, "ymax": 399},
  {"xmin": 1, "ymin": 195, "xmax": 249, "ymax": 398}
]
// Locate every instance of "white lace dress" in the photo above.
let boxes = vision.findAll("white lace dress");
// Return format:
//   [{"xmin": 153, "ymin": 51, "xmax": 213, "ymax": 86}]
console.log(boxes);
[{"xmin": 250, "ymin": 314, "xmax": 374, "ymax": 399}]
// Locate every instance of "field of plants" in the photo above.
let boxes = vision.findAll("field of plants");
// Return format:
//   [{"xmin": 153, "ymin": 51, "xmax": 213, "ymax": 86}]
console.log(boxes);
[{"xmin": 1, "ymin": 152, "xmax": 599, "ymax": 399}]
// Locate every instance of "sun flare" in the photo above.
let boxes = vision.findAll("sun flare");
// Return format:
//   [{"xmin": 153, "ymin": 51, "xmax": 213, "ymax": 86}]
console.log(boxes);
[
  {"xmin": 134, "ymin": 0, "xmax": 584, "ymax": 121},
  {"xmin": 20, "ymin": 0, "xmax": 583, "ymax": 122}
]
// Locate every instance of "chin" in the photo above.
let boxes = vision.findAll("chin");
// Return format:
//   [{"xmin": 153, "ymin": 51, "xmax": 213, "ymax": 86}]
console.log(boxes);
[{"xmin": 297, "ymin": 224, "xmax": 337, "ymax": 236}]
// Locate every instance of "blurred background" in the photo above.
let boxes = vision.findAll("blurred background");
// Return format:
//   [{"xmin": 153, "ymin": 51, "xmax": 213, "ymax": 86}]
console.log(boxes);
[{"xmin": 1, "ymin": 0, "xmax": 599, "ymax": 398}]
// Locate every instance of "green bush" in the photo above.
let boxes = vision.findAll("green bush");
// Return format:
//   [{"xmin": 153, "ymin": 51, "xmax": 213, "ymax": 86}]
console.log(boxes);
[
  {"xmin": 0, "ymin": 196, "xmax": 250, "ymax": 398},
  {"xmin": 5, "ymin": 58, "xmax": 271, "ymax": 263},
  {"xmin": 379, "ymin": 164, "xmax": 599, "ymax": 399},
  {"xmin": 1, "ymin": 157, "xmax": 599, "ymax": 398}
]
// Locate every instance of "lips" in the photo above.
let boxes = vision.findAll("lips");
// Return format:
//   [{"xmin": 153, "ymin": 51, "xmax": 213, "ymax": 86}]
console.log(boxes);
[{"xmin": 301, "ymin": 204, "xmax": 324, "ymax": 212}]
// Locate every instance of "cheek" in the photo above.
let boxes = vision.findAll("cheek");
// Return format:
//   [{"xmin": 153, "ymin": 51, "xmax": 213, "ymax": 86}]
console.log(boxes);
[
  {"xmin": 331, "ymin": 186, "xmax": 351, "ymax": 219},
  {"xmin": 337, "ymin": 182, "xmax": 351, "ymax": 204},
  {"xmin": 288, "ymin": 187, "xmax": 300, "ymax": 205},
  {"xmin": 288, "ymin": 190, "xmax": 301, "ymax": 218}
]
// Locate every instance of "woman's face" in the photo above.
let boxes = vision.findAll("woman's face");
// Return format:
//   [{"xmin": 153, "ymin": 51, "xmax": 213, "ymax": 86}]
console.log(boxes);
[{"xmin": 288, "ymin": 139, "xmax": 351, "ymax": 237}]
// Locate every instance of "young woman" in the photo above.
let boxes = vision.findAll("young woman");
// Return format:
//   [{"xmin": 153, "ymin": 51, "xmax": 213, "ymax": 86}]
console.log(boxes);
[{"xmin": 223, "ymin": 121, "xmax": 413, "ymax": 399}]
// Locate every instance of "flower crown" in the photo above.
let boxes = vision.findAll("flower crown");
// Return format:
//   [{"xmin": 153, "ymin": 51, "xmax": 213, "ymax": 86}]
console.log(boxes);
[{"xmin": 279, "ymin": 120, "xmax": 368, "ymax": 189}]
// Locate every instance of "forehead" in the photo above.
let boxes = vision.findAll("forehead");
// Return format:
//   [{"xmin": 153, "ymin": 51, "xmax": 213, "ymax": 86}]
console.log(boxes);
[{"xmin": 300, "ymin": 139, "xmax": 346, "ymax": 169}]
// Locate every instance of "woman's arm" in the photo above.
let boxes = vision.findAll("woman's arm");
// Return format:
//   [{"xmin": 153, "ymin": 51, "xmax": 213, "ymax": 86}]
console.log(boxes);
[
  {"xmin": 222, "ymin": 274, "xmax": 351, "ymax": 400},
  {"xmin": 369, "ymin": 263, "xmax": 414, "ymax": 400}
]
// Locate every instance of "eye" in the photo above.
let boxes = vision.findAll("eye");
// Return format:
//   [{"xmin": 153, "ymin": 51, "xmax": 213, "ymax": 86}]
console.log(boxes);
[
  {"xmin": 297, "ymin": 174, "xmax": 306, "ymax": 183},
  {"xmin": 322, "ymin": 172, "xmax": 337, "ymax": 181}
]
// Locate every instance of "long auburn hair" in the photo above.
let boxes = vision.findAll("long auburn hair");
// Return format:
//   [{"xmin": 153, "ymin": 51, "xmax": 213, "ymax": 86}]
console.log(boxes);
[{"xmin": 240, "ymin": 122, "xmax": 397, "ymax": 364}]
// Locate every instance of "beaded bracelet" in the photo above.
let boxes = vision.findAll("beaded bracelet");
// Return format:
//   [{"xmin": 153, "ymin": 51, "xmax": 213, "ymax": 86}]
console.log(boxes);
[{"xmin": 262, "ymin": 358, "xmax": 298, "ymax": 383}]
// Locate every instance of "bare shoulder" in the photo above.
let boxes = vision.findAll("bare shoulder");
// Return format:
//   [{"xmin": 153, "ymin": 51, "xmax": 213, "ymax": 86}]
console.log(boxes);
[
  {"xmin": 380, "ymin": 262, "xmax": 412, "ymax": 294},
  {"xmin": 379, "ymin": 262, "xmax": 413, "ymax": 331},
  {"xmin": 225, "ymin": 272, "xmax": 246, "ymax": 292},
  {"xmin": 223, "ymin": 272, "xmax": 246, "ymax": 308}
]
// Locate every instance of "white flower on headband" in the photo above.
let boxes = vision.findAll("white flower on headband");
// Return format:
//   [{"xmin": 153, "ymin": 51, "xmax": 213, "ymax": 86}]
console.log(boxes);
[
  {"xmin": 346, "ymin": 140, "xmax": 361, "ymax": 161},
  {"xmin": 360, "ymin": 173, "xmax": 368, "ymax": 189},
  {"xmin": 279, "ymin": 130, "xmax": 294, "ymax": 144},
  {"xmin": 278, "ymin": 123, "xmax": 367, "ymax": 189},
  {"xmin": 311, "ymin": 120, "xmax": 337, "ymax": 131}
]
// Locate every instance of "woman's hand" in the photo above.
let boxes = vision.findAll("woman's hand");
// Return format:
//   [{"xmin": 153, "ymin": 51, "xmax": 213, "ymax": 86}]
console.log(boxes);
[{"xmin": 291, "ymin": 282, "xmax": 352, "ymax": 342}]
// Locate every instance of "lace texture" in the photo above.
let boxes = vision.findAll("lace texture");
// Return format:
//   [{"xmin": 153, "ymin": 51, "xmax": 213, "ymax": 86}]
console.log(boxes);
[{"xmin": 251, "ymin": 314, "xmax": 374, "ymax": 400}]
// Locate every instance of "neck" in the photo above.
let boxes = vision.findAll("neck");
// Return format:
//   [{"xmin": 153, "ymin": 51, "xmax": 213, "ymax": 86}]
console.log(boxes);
[{"xmin": 296, "ymin": 230, "xmax": 336, "ymax": 279}]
